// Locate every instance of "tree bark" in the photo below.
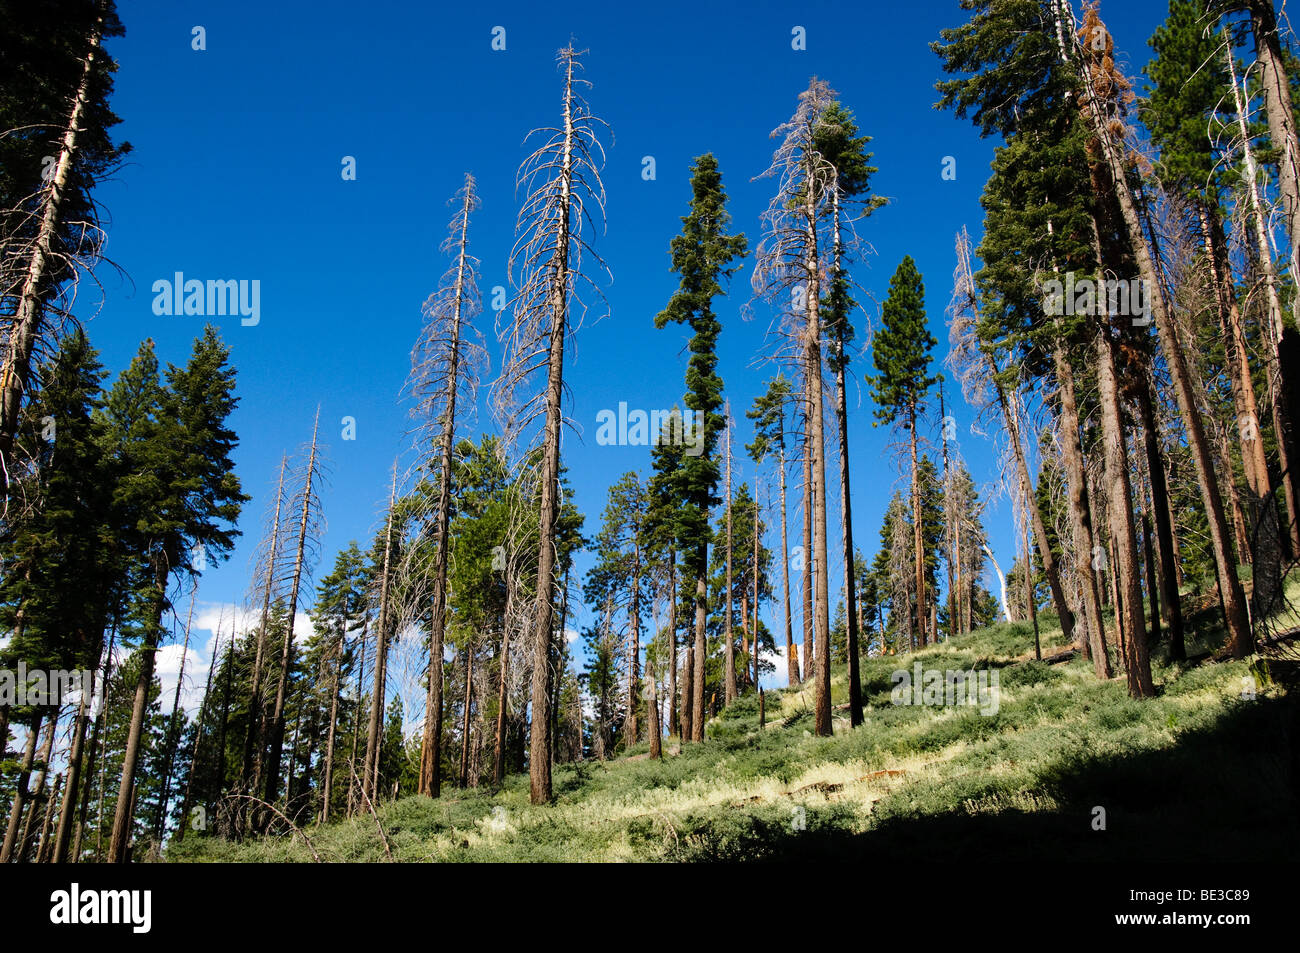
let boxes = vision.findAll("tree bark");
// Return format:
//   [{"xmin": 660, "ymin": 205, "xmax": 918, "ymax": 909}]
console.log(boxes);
[
  {"xmin": 778, "ymin": 449, "xmax": 798, "ymax": 685},
  {"xmin": 241, "ymin": 456, "xmax": 288, "ymax": 792},
  {"xmin": 265, "ymin": 412, "xmax": 321, "ymax": 801},
  {"xmin": 0, "ymin": 711, "xmax": 45, "ymax": 862},
  {"xmin": 1095, "ymin": 326, "xmax": 1155, "ymax": 697},
  {"xmin": 1052, "ymin": 342, "xmax": 1112, "ymax": 678},
  {"xmin": 109, "ymin": 562, "xmax": 170, "ymax": 862},
  {"xmin": 362, "ymin": 472, "xmax": 397, "ymax": 803},
  {"xmin": 0, "ymin": 13, "xmax": 103, "ymax": 471}
]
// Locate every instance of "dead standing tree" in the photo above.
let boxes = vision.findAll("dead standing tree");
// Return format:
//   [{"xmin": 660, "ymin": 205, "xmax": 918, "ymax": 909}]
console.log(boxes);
[
  {"xmin": 263, "ymin": 409, "xmax": 328, "ymax": 802},
  {"xmin": 240, "ymin": 454, "xmax": 291, "ymax": 797},
  {"xmin": 946, "ymin": 228, "xmax": 1106, "ymax": 673},
  {"xmin": 0, "ymin": 8, "xmax": 110, "ymax": 490},
  {"xmin": 494, "ymin": 43, "xmax": 609, "ymax": 804},
  {"xmin": 405, "ymin": 173, "xmax": 486, "ymax": 797},
  {"xmin": 362, "ymin": 464, "xmax": 400, "ymax": 804},
  {"xmin": 751, "ymin": 77, "xmax": 838, "ymax": 737}
]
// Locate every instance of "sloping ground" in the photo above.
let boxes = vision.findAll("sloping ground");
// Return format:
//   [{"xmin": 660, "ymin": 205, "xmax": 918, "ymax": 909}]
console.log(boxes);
[{"xmin": 169, "ymin": 614, "xmax": 1300, "ymax": 863}]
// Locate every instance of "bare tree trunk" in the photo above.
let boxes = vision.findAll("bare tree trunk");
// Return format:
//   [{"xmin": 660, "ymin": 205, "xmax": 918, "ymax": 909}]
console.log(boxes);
[
  {"xmin": 320, "ymin": 633, "xmax": 341, "ymax": 822},
  {"xmin": 1075, "ymin": 12, "xmax": 1251, "ymax": 658},
  {"xmin": 940, "ymin": 381, "xmax": 956, "ymax": 642},
  {"xmin": 801, "ymin": 418, "xmax": 814, "ymax": 684},
  {"xmin": 681, "ymin": 549, "xmax": 694, "ymax": 741},
  {"xmin": 909, "ymin": 405, "xmax": 927, "ymax": 650},
  {"xmin": 1053, "ymin": 343, "xmax": 1112, "ymax": 678},
  {"xmin": 1018, "ymin": 468, "xmax": 1042, "ymax": 661},
  {"xmin": 691, "ymin": 570, "xmax": 706, "ymax": 742},
  {"xmin": 265, "ymin": 411, "xmax": 322, "ymax": 801},
  {"xmin": 1249, "ymin": 0, "xmax": 1300, "ymax": 299},
  {"xmin": 493, "ymin": 622, "xmax": 509, "ymax": 787},
  {"xmin": 1200, "ymin": 202, "xmax": 1272, "ymax": 520},
  {"xmin": 667, "ymin": 549, "xmax": 678, "ymax": 739},
  {"xmin": 35, "ymin": 774, "xmax": 62, "ymax": 864},
  {"xmin": 778, "ymin": 449, "xmax": 798, "ymax": 684},
  {"xmin": 0, "ymin": 12, "xmax": 103, "ymax": 471},
  {"xmin": 418, "ymin": 177, "xmax": 478, "ymax": 797},
  {"xmin": 459, "ymin": 645, "xmax": 475, "ymax": 788},
  {"xmin": 1095, "ymin": 326, "xmax": 1155, "ymax": 697},
  {"xmin": 347, "ymin": 618, "xmax": 368, "ymax": 818},
  {"xmin": 1135, "ymin": 380, "xmax": 1184, "ymax": 659},
  {"xmin": 154, "ymin": 589, "xmax": 196, "ymax": 840},
  {"xmin": 724, "ymin": 403, "xmax": 736, "ymax": 705},
  {"xmin": 797, "ymin": 168, "xmax": 834, "ymax": 738},
  {"xmin": 1228, "ymin": 40, "xmax": 1300, "ymax": 556},
  {"xmin": 626, "ymin": 539, "xmax": 642, "ymax": 745},
  {"xmin": 753, "ymin": 481, "xmax": 761, "ymax": 691},
  {"xmin": 242, "ymin": 455, "xmax": 288, "ymax": 792},
  {"xmin": 995, "ymin": 379, "xmax": 1075, "ymax": 641},
  {"xmin": 74, "ymin": 625, "xmax": 116, "ymax": 860},
  {"xmin": 52, "ymin": 683, "xmax": 91, "ymax": 861},
  {"xmin": 833, "ymin": 250, "xmax": 862, "ymax": 724},
  {"xmin": 362, "ymin": 469, "xmax": 398, "ymax": 803},
  {"xmin": 173, "ymin": 614, "xmax": 218, "ymax": 847},
  {"xmin": 1, "ymin": 711, "xmax": 44, "ymax": 862},
  {"xmin": 109, "ymin": 562, "xmax": 170, "ymax": 862},
  {"xmin": 20, "ymin": 713, "xmax": 58, "ymax": 860}
]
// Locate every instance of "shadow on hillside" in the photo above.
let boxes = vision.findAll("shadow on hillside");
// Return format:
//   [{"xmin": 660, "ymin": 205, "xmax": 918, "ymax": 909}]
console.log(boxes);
[{"xmin": 675, "ymin": 687, "xmax": 1299, "ymax": 862}]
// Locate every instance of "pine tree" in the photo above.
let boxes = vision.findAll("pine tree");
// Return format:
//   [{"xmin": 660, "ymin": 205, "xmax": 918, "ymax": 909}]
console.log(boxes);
[
  {"xmin": 0, "ymin": 328, "xmax": 114, "ymax": 862},
  {"xmin": 814, "ymin": 100, "xmax": 884, "ymax": 725},
  {"xmin": 583, "ymin": 472, "xmax": 651, "ymax": 749},
  {"xmin": 108, "ymin": 328, "xmax": 246, "ymax": 862},
  {"xmin": 872, "ymin": 256, "xmax": 939, "ymax": 651},
  {"xmin": 752, "ymin": 78, "xmax": 838, "ymax": 735},
  {"xmin": 654, "ymin": 153, "xmax": 747, "ymax": 742},
  {"xmin": 747, "ymin": 376, "xmax": 798, "ymax": 686}
]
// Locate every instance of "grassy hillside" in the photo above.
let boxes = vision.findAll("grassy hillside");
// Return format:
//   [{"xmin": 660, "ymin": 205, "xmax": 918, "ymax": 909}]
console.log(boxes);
[{"xmin": 169, "ymin": 612, "xmax": 1299, "ymax": 863}]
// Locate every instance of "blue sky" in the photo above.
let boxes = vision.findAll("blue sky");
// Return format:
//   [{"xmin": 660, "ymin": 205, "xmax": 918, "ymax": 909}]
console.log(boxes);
[{"xmin": 87, "ymin": 0, "xmax": 1172, "ymax": 705}]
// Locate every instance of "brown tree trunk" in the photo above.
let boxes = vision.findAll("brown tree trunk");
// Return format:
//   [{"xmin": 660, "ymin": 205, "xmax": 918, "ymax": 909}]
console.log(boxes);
[
  {"xmin": 834, "ymin": 296, "xmax": 862, "ymax": 725},
  {"xmin": 362, "ymin": 471, "xmax": 397, "ymax": 803},
  {"xmin": 109, "ymin": 562, "xmax": 170, "ymax": 862},
  {"xmin": 909, "ymin": 405, "xmax": 927, "ymax": 649},
  {"xmin": 320, "ymin": 641, "xmax": 341, "ymax": 821},
  {"xmin": 626, "ymin": 540, "xmax": 642, "ymax": 745},
  {"xmin": 0, "ymin": 13, "xmax": 103, "ymax": 470},
  {"xmin": 418, "ymin": 181, "xmax": 475, "ymax": 797},
  {"xmin": 460, "ymin": 646, "xmax": 475, "ymax": 787},
  {"xmin": 778, "ymin": 449, "xmax": 798, "ymax": 685},
  {"xmin": 691, "ymin": 569, "xmax": 706, "ymax": 742},
  {"xmin": 1249, "ymin": 0, "xmax": 1300, "ymax": 292},
  {"xmin": 1, "ymin": 711, "xmax": 45, "ymax": 862},
  {"xmin": 995, "ymin": 380, "xmax": 1075, "ymax": 642},
  {"xmin": 1052, "ymin": 342, "xmax": 1112, "ymax": 678},
  {"xmin": 801, "ymin": 417, "xmax": 814, "ymax": 684},
  {"xmin": 241, "ymin": 455, "xmax": 288, "ymax": 792},
  {"xmin": 724, "ymin": 405, "xmax": 736, "ymax": 704},
  {"xmin": 804, "ymin": 197, "xmax": 833, "ymax": 739},
  {"xmin": 667, "ymin": 549, "xmax": 678, "ymax": 739},
  {"xmin": 1135, "ymin": 380, "xmax": 1184, "ymax": 659},
  {"xmin": 1075, "ymin": 24, "xmax": 1249, "ymax": 658},
  {"xmin": 265, "ymin": 412, "xmax": 321, "ymax": 801},
  {"xmin": 1095, "ymin": 326, "xmax": 1155, "ymax": 697},
  {"xmin": 493, "ymin": 621, "xmax": 509, "ymax": 787},
  {"xmin": 155, "ymin": 590, "xmax": 195, "ymax": 840}
]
